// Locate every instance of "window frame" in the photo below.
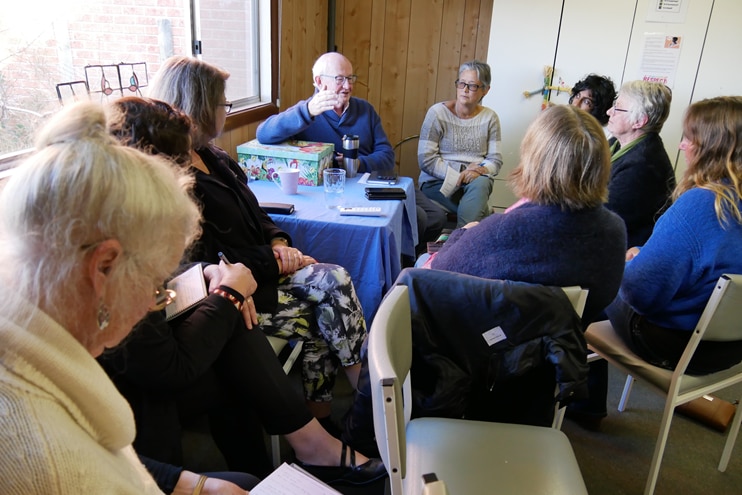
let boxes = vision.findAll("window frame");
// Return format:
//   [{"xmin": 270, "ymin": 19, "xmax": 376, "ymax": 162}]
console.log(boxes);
[
  {"xmin": 222, "ymin": 0, "xmax": 278, "ymax": 132},
  {"xmin": 0, "ymin": 0, "xmax": 278, "ymax": 170}
]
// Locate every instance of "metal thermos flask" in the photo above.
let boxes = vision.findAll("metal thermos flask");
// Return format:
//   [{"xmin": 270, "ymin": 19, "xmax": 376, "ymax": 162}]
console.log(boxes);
[{"xmin": 342, "ymin": 134, "xmax": 360, "ymax": 178}]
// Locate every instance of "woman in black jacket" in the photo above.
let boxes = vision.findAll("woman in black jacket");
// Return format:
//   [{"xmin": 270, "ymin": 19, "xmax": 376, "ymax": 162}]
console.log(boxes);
[
  {"xmin": 147, "ymin": 55, "xmax": 368, "ymax": 427},
  {"xmin": 101, "ymin": 96, "xmax": 385, "ymax": 486}
]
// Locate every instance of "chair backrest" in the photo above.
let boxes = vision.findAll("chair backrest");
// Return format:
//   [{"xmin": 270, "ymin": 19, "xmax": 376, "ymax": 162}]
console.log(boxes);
[
  {"xmin": 698, "ymin": 274, "xmax": 742, "ymax": 342},
  {"xmin": 561, "ymin": 286, "xmax": 588, "ymax": 318},
  {"xmin": 369, "ymin": 285, "xmax": 412, "ymax": 493},
  {"xmin": 673, "ymin": 274, "xmax": 742, "ymax": 379}
]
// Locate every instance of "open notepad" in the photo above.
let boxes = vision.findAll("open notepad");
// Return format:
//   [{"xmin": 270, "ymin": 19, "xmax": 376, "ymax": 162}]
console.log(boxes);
[
  {"xmin": 250, "ymin": 463, "xmax": 342, "ymax": 495},
  {"xmin": 439, "ymin": 166, "xmax": 461, "ymax": 198},
  {"xmin": 165, "ymin": 264, "xmax": 208, "ymax": 321}
]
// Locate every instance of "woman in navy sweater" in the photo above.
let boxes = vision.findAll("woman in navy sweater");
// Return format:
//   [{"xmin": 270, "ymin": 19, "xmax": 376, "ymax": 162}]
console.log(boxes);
[{"xmin": 431, "ymin": 105, "xmax": 626, "ymax": 327}]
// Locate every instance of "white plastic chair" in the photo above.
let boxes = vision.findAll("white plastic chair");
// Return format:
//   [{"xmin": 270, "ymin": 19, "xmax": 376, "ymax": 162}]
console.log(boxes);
[
  {"xmin": 369, "ymin": 285, "xmax": 588, "ymax": 495},
  {"xmin": 551, "ymin": 286, "xmax": 589, "ymax": 429},
  {"xmin": 585, "ymin": 273, "xmax": 742, "ymax": 495},
  {"xmin": 265, "ymin": 335, "xmax": 303, "ymax": 468}
]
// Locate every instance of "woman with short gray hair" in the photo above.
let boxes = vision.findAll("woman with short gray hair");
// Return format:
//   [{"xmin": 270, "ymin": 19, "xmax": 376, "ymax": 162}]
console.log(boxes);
[
  {"xmin": 418, "ymin": 60, "xmax": 503, "ymax": 227},
  {"xmin": 566, "ymin": 80, "xmax": 676, "ymax": 429},
  {"xmin": 605, "ymin": 80, "xmax": 675, "ymax": 248}
]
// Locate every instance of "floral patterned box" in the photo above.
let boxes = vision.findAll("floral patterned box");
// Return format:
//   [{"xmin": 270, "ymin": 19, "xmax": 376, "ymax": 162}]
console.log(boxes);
[{"xmin": 236, "ymin": 139, "xmax": 335, "ymax": 186}]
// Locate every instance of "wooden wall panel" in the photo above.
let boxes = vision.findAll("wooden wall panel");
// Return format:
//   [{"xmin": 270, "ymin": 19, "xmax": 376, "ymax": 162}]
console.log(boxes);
[
  {"xmin": 436, "ymin": 0, "xmax": 465, "ymax": 103},
  {"xmin": 460, "ymin": 0, "xmax": 482, "ymax": 63},
  {"xmin": 279, "ymin": 0, "xmax": 328, "ymax": 110},
  {"xmin": 474, "ymin": 0, "xmax": 492, "ymax": 61},
  {"xmin": 366, "ymin": 0, "xmax": 386, "ymax": 108},
  {"xmin": 338, "ymin": 0, "xmax": 374, "ymax": 101},
  {"xmin": 221, "ymin": 0, "xmax": 494, "ymax": 173},
  {"xmin": 379, "ymin": 0, "xmax": 412, "ymax": 159}
]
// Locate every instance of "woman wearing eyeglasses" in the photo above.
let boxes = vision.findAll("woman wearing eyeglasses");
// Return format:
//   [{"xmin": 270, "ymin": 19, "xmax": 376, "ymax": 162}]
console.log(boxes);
[
  {"xmin": 568, "ymin": 73, "xmax": 616, "ymax": 128},
  {"xmin": 102, "ymin": 96, "xmax": 386, "ymax": 486},
  {"xmin": 605, "ymin": 96, "xmax": 742, "ymax": 372},
  {"xmin": 147, "ymin": 57, "xmax": 386, "ymax": 483},
  {"xmin": 605, "ymin": 80, "xmax": 676, "ymax": 249},
  {"xmin": 0, "ymin": 101, "xmax": 208, "ymax": 493},
  {"xmin": 566, "ymin": 80, "xmax": 676, "ymax": 430},
  {"xmin": 417, "ymin": 60, "xmax": 503, "ymax": 228}
]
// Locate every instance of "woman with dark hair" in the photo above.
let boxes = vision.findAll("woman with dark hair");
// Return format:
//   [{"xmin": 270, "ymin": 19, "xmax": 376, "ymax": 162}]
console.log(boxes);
[
  {"xmin": 147, "ymin": 55, "xmax": 369, "ymax": 433},
  {"xmin": 569, "ymin": 74, "xmax": 616, "ymax": 126},
  {"xmin": 103, "ymin": 96, "xmax": 386, "ymax": 486}
]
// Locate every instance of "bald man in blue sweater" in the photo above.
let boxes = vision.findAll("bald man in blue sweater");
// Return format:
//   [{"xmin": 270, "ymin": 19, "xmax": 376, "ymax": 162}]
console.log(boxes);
[{"xmin": 257, "ymin": 52, "xmax": 446, "ymax": 254}]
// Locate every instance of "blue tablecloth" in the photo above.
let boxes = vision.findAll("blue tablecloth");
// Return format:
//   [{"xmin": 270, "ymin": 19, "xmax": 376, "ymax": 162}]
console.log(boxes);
[{"xmin": 248, "ymin": 176, "xmax": 418, "ymax": 321}]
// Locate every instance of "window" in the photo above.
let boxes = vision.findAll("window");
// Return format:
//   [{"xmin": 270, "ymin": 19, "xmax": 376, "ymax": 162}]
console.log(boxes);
[{"xmin": 0, "ymin": 0, "xmax": 274, "ymax": 163}]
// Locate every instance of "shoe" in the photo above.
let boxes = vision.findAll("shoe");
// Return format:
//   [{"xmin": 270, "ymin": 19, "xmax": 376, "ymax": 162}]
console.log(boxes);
[{"xmin": 295, "ymin": 442, "xmax": 387, "ymax": 485}]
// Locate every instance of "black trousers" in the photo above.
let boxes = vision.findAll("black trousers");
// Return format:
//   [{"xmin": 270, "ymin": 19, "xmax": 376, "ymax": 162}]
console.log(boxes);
[
  {"xmin": 173, "ymin": 323, "xmax": 312, "ymax": 476},
  {"xmin": 606, "ymin": 296, "xmax": 742, "ymax": 374},
  {"xmin": 176, "ymin": 323, "xmax": 314, "ymax": 469}
]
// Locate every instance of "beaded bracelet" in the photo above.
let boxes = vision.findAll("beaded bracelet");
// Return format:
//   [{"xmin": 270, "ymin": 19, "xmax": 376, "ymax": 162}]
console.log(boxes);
[{"xmin": 212, "ymin": 288, "xmax": 243, "ymax": 311}]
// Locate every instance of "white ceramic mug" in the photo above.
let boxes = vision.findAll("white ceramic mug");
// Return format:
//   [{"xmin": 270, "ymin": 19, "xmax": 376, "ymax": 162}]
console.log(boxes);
[{"xmin": 275, "ymin": 168, "xmax": 300, "ymax": 194}]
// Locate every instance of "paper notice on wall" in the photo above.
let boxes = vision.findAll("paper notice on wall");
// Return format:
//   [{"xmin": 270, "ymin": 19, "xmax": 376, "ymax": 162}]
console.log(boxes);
[
  {"xmin": 637, "ymin": 33, "xmax": 682, "ymax": 88},
  {"xmin": 646, "ymin": 0, "xmax": 689, "ymax": 23}
]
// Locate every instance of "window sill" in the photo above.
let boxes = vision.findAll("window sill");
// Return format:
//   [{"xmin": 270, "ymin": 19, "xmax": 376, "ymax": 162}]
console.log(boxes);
[
  {"xmin": 223, "ymin": 102, "xmax": 278, "ymax": 133},
  {"xmin": 0, "ymin": 102, "xmax": 278, "ymax": 172}
]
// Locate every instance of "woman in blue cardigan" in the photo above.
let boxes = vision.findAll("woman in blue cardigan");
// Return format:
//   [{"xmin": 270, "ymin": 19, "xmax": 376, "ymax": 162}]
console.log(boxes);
[{"xmin": 606, "ymin": 96, "xmax": 742, "ymax": 373}]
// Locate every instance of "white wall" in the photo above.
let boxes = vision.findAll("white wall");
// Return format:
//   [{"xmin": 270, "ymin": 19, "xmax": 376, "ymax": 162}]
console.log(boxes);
[{"xmin": 484, "ymin": 0, "xmax": 740, "ymax": 210}]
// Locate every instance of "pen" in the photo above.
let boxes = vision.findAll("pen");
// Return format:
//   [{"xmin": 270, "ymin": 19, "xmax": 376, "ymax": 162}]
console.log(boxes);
[{"xmin": 218, "ymin": 251, "xmax": 231, "ymax": 264}]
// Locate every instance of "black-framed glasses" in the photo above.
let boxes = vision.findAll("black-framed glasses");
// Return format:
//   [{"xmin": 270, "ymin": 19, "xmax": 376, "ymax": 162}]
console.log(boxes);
[
  {"xmin": 455, "ymin": 80, "xmax": 484, "ymax": 92},
  {"xmin": 320, "ymin": 74, "xmax": 358, "ymax": 85},
  {"xmin": 219, "ymin": 101, "xmax": 233, "ymax": 114},
  {"xmin": 151, "ymin": 286, "xmax": 176, "ymax": 312}
]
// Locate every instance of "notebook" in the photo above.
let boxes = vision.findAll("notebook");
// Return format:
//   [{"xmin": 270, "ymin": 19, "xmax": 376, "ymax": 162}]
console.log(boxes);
[{"xmin": 165, "ymin": 264, "xmax": 208, "ymax": 321}]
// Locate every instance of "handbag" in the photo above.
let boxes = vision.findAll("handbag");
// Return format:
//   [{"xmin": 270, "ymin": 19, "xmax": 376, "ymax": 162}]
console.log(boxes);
[{"xmin": 676, "ymin": 394, "xmax": 737, "ymax": 432}]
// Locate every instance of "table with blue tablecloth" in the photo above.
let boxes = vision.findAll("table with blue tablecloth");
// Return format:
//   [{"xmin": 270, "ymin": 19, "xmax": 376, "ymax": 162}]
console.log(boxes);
[{"xmin": 248, "ymin": 176, "xmax": 418, "ymax": 322}]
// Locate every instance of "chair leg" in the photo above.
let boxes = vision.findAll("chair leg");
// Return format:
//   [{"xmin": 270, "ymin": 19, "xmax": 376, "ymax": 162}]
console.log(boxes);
[
  {"xmin": 264, "ymin": 337, "xmax": 304, "ymax": 467},
  {"xmin": 553, "ymin": 404, "xmax": 566, "ymax": 429},
  {"xmin": 719, "ymin": 392, "xmax": 742, "ymax": 471},
  {"xmin": 271, "ymin": 434, "xmax": 282, "ymax": 468},
  {"xmin": 282, "ymin": 340, "xmax": 303, "ymax": 375},
  {"xmin": 644, "ymin": 399, "xmax": 677, "ymax": 495},
  {"xmin": 618, "ymin": 375, "xmax": 635, "ymax": 412}
]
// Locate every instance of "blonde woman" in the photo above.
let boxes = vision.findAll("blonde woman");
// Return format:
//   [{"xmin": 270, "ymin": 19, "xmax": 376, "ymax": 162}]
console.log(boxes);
[{"xmin": 0, "ymin": 102, "xmax": 254, "ymax": 494}]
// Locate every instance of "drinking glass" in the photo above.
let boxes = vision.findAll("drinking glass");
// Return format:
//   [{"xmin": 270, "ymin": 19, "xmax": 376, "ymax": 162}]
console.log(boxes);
[{"xmin": 323, "ymin": 168, "xmax": 346, "ymax": 208}]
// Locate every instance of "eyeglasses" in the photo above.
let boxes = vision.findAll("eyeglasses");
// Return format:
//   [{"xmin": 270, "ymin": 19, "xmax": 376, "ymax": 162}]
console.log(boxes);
[
  {"xmin": 320, "ymin": 74, "xmax": 358, "ymax": 85},
  {"xmin": 455, "ymin": 80, "xmax": 484, "ymax": 92},
  {"xmin": 219, "ymin": 101, "xmax": 233, "ymax": 114},
  {"xmin": 612, "ymin": 99, "xmax": 629, "ymax": 113},
  {"xmin": 151, "ymin": 285, "xmax": 176, "ymax": 312}
]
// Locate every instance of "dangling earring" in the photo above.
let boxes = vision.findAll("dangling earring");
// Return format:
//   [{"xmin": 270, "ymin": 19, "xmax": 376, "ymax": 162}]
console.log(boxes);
[{"xmin": 97, "ymin": 300, "xmax": 111, "ymax": 331}]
